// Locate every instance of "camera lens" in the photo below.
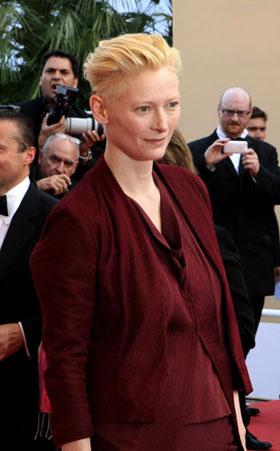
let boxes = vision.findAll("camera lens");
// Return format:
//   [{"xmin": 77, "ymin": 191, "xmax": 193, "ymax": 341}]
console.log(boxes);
[{"xmin": 65, "ymin": 117, "xmax": 94, "ymax": 135}]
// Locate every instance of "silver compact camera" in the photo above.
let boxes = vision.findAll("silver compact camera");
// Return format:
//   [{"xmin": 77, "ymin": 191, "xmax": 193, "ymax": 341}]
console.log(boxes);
[{"xmin": 223, "ymin": 140, "xmax": 248, "ymax": 154}]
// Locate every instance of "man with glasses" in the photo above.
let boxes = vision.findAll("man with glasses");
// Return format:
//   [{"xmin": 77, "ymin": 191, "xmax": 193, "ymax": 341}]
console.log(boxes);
[
  {"xmin": 189, "ymin": 86, "xmax": 279, "ymax": 450},
  {"xmin": 36, "ymin": 133, "xmax": 80, "ymax": 198}
]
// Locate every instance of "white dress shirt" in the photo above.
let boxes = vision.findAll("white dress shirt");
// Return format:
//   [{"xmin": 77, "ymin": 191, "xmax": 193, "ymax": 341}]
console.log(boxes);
[
  {"xmin": 0, "ymin": 177, "xmax": 30, "ymax": 249},
  {"xmin": 0, "ymin": 176, "xmax": 31, "ymax": 357}
]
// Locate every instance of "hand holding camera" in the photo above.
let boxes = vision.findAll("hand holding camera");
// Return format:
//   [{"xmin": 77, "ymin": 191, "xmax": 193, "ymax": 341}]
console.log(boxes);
[
  {"xmin": 241, "ymin": 148, "xmax": 260, "ymax": 175},
  {"xmin": 37, "ymin": 85, "xmax": 105, "ymax": 151},
  {"xmin": 47, "ymin": 85, "xmax": 103, "ymax": 136},
  {"xmin": 204, "ymin": 138, "xmax": 232, "ymax": 166},
  {"xmin": 222, "ymin": 141, "xmax": 259, "ymax": 175},
  {"xmin": 38, "ymin": 114, "xmax": 66, "ymax": 149}
]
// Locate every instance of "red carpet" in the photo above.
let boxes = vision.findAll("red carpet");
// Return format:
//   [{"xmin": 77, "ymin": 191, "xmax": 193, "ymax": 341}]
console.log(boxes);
[{"xmin": 249, "ymin": 401, "xmax": 280, "ymax": 450}]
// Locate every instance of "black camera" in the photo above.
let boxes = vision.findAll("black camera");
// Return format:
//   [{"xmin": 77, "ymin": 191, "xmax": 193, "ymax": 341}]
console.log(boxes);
[
  {"xmin": 47, "ymin": 85, "xmax": 103, "ymax": 136},
  {"xmin": 47, "ymin": 85, "xmax": 78, "ymax": 125}
]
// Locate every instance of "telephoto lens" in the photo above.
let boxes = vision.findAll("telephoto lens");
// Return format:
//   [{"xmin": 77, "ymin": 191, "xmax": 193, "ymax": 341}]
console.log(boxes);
[{"xmin": 65, "ymin": 117, "xmax": 103, "ymax": 136}]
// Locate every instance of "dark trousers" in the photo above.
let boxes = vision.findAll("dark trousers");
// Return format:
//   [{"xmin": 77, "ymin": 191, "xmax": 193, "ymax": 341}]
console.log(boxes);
[{"xmin": 239, "ymin": 295, "xmax": 265, "ymax": 429}]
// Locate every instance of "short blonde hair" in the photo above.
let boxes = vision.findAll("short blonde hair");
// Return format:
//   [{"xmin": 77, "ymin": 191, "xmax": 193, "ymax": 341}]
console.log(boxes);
[{"xmin": 84, "ymin": 33, "xmax": 181, "ymax": 101}]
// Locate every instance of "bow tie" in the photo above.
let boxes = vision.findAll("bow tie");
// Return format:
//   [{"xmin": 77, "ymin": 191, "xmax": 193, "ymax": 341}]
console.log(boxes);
[
  {"xmin": 226, "ymin": 136, "xmax": 246, "ymax": 141},
  {"xmin": 0, "ymin": 195, "xmax": 8, "ymax": 216}
]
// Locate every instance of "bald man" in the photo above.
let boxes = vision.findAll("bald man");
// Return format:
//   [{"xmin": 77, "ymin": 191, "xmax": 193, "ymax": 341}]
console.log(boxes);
[{"xmin": 188, "ymin": 87, "xmax": 279, "ymax": 450}]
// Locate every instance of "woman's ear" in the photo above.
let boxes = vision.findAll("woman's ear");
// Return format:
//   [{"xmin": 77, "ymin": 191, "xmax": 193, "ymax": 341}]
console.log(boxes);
[{"xmin": 89, "ymin": 95, "xmax": 108, "ymax": 124}]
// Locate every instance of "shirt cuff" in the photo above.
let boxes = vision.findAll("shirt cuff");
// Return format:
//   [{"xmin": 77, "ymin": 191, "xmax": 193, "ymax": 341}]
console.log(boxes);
[{"xmin": 18, "ymin": 322, "xmax": 31, "ymax": 358}]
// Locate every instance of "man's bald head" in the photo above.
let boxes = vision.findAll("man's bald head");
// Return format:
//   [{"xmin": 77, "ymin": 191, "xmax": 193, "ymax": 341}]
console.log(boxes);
[{"xmin": 218, "ymin": 87, "xmax": 252, "ymax": 138}]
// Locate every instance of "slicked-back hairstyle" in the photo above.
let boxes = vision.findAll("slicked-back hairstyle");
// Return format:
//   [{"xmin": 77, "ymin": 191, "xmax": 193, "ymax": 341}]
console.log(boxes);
[
  {"xmin": 41, "ymin": 49, "xmax": 79, "ymax": 78},
  {"xmin": 0, "ymin": 109, "xmax": 35, "ymax": 151},
  {"xmin": 84, "ymin": 33, "xmax": 182, "ymax": 102},
  {"xmin": 251, "ymin": 106, "xmax": 268, "ymax": 121}
]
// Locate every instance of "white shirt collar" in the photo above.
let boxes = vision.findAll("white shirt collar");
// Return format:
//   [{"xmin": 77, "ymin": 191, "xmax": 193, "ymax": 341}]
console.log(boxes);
[
  {"xmin": 216, "ymin": 126, "xmax": 248, "ymax": 140},
  {"xmin": 0, "ymin": 177, "xmax": 30, "ymax": 225}
]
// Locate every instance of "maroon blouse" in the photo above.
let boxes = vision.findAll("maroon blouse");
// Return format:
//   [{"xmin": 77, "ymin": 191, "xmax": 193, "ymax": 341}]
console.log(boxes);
[{"xmin": 93, "ymin": 173, "xmax": 233, "ymax": 449}]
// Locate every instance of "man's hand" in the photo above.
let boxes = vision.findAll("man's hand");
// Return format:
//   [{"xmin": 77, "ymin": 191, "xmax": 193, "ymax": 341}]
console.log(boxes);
[
  {"xmin": 241, "ymin": 149, "xmax": 260, "ymax": 176},
  {"xmin": 80, "ymin": 130, "xmax": 105, "ymax": 159},
  {"xmin": 204, "ymin": 138, "xmax": 231, "ymax": 166},
  {"xmin": 36, "ymin": 174, "xmax": 71, "ymax": 195},
  {"xmin": 38, "ymin": 114, "xmax": 66, "ymax": 148},
  {"xmin": 0, "ymin": 324, "xmax": 24, "ymax": 361}
]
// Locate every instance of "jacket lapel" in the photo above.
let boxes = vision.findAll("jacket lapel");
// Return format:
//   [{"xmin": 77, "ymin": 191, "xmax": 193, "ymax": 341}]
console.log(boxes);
[{"xmin": 222, "ymin": 156, "xmax": 239, "ymax": 176}]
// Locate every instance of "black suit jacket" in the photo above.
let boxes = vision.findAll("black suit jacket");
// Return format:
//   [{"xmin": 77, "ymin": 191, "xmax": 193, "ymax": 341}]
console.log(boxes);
[
  {"xmin": 189, "ymin": 130, "xmax": 280, "ymax": 297},
  {"xmin": 0, "ymin": 182, "xmax": 57, "ymax": 441}
]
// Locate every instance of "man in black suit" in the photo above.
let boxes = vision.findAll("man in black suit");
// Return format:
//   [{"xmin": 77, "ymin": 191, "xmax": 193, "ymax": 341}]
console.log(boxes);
[
  {"xmin": 0, "ymin": 109, "xmax": 57, "ymax": 449},
  {"xmin": 189, "ymin": 86, "xmax": 278, "ymax": 450}
]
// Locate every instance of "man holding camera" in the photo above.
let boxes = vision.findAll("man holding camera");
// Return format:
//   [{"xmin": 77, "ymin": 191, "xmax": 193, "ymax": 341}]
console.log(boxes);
[
  {"xmin": 189, "ymin": 86, "xmax": 280, "ymax": 450},
  {"xmin": 19, "ymin": 50, "xmax": 104, "ymax": 168}
]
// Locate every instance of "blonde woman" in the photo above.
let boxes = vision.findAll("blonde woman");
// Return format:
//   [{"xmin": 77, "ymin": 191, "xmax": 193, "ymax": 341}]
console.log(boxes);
[{"xmin": 31, "ymin": 34, "xmax": 250, "ymax": 451}]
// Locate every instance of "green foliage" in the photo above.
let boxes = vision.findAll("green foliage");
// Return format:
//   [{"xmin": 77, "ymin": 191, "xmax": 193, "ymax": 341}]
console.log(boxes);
[{"xmin": 0, "ymin": 0, "xmax": 172, "ymax": 106}]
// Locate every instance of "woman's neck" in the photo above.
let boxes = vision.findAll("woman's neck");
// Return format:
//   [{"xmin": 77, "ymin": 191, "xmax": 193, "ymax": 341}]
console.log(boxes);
[
  {"xmin": 104, "ymin": 146, "xmax": 162, "ymax": 232},
  {"xmin": 104, "ymin": 147, "xmax": 157, "ymax": 198}
]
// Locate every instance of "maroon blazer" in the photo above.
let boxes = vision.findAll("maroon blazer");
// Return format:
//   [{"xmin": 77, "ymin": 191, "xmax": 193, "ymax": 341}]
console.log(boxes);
[{"xmin": 31, "ymin": 156, "xmax": 252, "ymax": 446}]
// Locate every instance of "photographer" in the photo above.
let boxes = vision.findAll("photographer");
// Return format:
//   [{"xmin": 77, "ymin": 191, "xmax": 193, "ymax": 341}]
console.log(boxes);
[{"xmin": 18, "ymin": 50, "xmax": 105, "ymax": 175}]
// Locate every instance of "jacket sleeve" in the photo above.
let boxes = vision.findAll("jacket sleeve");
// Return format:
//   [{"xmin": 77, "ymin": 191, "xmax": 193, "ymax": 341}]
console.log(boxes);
[
  {"xmin": 253, "ymin": 145, "xmax": 280, "ymax": 203},
  {"xmin": 30, "ymin": 205, "xmax": 99, "ymax": 446}
]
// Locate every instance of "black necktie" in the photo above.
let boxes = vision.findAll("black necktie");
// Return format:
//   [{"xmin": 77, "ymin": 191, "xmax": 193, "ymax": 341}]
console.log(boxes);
[{"xmin": 0, "ymin": 195, "xmax": 8, "ymax": 216}]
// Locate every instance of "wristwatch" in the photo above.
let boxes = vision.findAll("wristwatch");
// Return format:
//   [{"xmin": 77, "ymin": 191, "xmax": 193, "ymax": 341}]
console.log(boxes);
[{"xmin": 79, "ymin": 149, "xmax": 92, "ymax": 161}]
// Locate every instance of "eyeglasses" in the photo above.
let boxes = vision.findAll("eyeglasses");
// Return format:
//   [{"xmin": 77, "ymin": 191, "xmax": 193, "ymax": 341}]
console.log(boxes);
[
  {"xmin": 247, "ymin": 126, "xmax": 266, "ymax": 132},
  {"xmin": 221, "ymin": 108, "xmax": 250, "ymax": 118}
]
